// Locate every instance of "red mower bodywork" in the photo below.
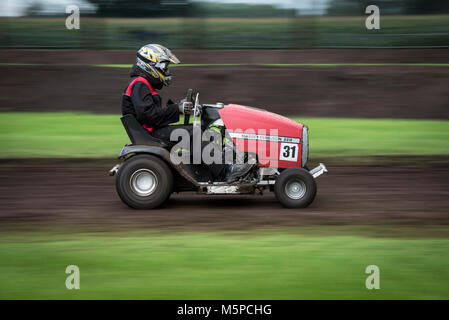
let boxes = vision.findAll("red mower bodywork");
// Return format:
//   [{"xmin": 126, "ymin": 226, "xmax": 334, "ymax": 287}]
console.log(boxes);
[{"xmin": 220, "ymin": 104, "xmax": 306, "ymax": 168}]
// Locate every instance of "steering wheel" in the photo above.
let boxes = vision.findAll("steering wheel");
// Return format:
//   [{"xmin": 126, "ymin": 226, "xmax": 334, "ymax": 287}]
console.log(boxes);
[{"xmin": 183, "ymin": 89, "xmax": 193, "ymax": 125}]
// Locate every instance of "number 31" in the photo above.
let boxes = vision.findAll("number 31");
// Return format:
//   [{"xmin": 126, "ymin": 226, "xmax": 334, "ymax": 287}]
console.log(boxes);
[{"xmin": 283, "ymin": 145, "xmax": 296, "ymax": 158}]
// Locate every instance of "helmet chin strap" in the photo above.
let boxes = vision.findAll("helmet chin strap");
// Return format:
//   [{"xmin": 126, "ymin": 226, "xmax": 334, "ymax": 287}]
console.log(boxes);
[{"xmin": 151, "ymin": 77, "xmax": 164, "ymax": 90}]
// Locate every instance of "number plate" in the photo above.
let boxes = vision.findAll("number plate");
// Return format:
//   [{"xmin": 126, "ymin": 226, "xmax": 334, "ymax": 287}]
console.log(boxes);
[{"xmin": 279, "ymin": 143, "xmax": 298, "ymax": 162}]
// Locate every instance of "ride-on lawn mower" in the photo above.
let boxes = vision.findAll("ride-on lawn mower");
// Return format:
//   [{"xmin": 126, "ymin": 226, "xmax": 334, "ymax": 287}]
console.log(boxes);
[{"xmin": 109, "ymin": 90, "xmax": 327, "ymax": 209}]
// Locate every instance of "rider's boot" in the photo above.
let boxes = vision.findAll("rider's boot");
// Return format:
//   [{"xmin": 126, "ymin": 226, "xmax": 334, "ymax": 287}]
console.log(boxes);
[{"xmin": 225, "ymin": 163, "xmax": 256, "ymax": 183}]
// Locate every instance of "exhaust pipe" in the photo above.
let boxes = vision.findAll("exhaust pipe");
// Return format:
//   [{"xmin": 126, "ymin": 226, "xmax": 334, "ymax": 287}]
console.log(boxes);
[{"xmin": 309, "ymin": 163, "xmax": 328, "ymax": 178}]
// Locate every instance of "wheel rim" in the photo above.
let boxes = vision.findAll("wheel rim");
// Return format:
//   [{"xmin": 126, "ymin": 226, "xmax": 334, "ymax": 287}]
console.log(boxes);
[
  {"xmin": 130, "ymin": 169, "xmax": 158, "ymax": 196},
  {"xmin": 285, "ymin": 179, "xmax": 306, "ymax": 200}
]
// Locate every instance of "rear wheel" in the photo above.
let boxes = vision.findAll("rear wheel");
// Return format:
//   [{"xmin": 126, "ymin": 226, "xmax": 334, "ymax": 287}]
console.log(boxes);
[
  {"xmin": 116, "ymin": 154, "xmax": 173, "ymax": 209},
  {"xmin": 274, "ymin": 168, "xmax": 316, "ymax": 208}
]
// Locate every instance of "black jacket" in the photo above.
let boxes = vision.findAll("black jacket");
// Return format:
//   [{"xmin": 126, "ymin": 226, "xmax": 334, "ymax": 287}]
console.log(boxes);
[{"xmin": 121, "ymin": 66, "xmax": 179, "ymax": 128}]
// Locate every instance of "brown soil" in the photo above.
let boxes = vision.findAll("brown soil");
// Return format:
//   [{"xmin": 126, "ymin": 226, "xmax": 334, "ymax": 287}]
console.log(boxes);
[
  {"xmin": 1, "ymin": 159, "xmax": 448, "ymax": 231},
  {"xmin": 0, "ymin": 49, "xmax": 448, "ymax": 118}
]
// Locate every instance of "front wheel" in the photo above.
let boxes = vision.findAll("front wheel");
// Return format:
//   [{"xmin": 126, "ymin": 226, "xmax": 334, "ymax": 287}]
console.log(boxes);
[
  {"xmin": 116, "ymin": 154, "xmax": 173, "ymax": 209},
  {"xmin": 274, "ymin": 168, "xmax": 316, "ymax": 208}
]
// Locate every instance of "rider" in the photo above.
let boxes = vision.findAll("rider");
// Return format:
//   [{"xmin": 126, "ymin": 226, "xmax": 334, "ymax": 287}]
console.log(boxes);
[
  {"xmin": 121, "ymin": 44, "xmax": 193, "ymax": 141},
  {"xmin": 122, "ymin": 44, "xmax": 254, "ymax": 182}
]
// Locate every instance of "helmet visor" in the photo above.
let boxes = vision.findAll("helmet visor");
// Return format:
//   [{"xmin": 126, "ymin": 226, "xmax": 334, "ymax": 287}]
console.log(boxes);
[{"xmin": 155, "ymin": 61, "xmax": 169, "ymax": 75}]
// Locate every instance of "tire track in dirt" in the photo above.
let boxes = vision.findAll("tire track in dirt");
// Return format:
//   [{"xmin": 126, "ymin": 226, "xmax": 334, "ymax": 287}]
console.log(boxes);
[{"xmin": 1, "ymin": 160, "xmax": 448, "ymax": 231}]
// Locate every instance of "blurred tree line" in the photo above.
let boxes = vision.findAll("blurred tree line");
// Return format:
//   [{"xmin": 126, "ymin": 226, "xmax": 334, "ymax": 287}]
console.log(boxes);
[
  {"xmin": 89, "ymin": 0, "xmax": 295, "ymax": 17},
  {"xmin": 327, "ymin": 0, "xmax": 449, "ymax": 15},
  {"xmin": 90, "ymin": 0, "xmax": 186, "ymax": 17},
  {"xmin": 1, "ymin": 0, "xmax": 449, "ymax": 49},
  {"xmin": 23, "ymin": 0, "xmax": 449, "ymax": 17},
  {"xmin": 89, "ymin": 0, "xmax": 449, "ymax": 17}
]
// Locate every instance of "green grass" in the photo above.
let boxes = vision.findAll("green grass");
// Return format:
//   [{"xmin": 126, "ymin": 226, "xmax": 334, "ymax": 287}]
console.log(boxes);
[
  {"xmin": 0, "ymin": 112, "xmax": 124, "ymax": 158},
  {"xmin": 0, "ymin": 112, "xmax": 448, "ymax": 158},
  {"xmin": 3, "ymin": 63, "xmax": 449, "ymax": 68},
  {"xmin": 0, "ymin": 229, "xmax": 448, "ymax": 299},
  {"xmin": 294, "ymin": 117, "xmax": 449, "ymax": 157},
  {"xmin": 92, "ymin": 63, "xmax": 449, "ymax": 68}
]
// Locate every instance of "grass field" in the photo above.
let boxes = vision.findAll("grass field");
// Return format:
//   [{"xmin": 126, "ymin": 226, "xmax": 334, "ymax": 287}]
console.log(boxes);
[
  {"xmin": 0, "ymin": 112, "xmax": 448, "ymax": 158},
  {"xmin": 95, "ymin": 63, "xmax": 449, "ymax": 68},
  {"xmin": 0, "ymin": 229, "xmax": 448, "ymax": 299}
]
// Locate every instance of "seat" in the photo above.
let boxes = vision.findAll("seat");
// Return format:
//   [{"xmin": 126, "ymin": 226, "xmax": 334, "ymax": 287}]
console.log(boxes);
[{"xmin": 121, "ymin": 114, "xmax": 168, "ymax": 147}]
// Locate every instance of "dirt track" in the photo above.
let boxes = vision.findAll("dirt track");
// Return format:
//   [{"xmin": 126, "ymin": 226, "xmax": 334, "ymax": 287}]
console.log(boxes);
[
  {"xmin": 1, "ymin": 159, "xmax": 448, "ymax": 231},
  {"xmin": 1, "ymin": 49, "xmax": 449, "ymax": 118}
]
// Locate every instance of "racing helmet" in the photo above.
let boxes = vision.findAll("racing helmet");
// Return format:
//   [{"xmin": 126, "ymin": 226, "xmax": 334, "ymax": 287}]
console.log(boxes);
[{"xmin": 136, "ymin": 44, "xmax": 180, "ymax": 86}]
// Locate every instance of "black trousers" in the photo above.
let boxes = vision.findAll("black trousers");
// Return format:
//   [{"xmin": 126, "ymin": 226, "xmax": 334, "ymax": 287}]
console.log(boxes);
[
  {"xmin": 152, "ymin": 125, "xmax": 226, "ymax": 180},
  {"xmin": 152, "ymin": 124, "xmax": 193, "ymax": 141}
]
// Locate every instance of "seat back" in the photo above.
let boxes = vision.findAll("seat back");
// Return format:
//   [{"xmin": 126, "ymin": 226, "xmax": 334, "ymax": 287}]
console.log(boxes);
[{"xmin": 121, "ymin": 114, "xmax": 167, "ymax": 147}]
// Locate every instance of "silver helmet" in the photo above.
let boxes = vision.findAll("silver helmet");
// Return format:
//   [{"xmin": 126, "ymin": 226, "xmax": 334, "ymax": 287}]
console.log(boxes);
[{"xmin": 136, "ymin": 44, "xmax": 180, "ymax": 86}]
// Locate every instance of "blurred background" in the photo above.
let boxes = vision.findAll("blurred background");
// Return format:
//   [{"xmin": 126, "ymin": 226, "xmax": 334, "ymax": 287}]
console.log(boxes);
[
  {"xmin": 1, "ymin": 0, "xmax": 449, "ymax": 49},
  {"xmin": 1, "ymin": 0, "xmax": 449, "ymax": 117},
  {"xmin": 0, "ymin": 0, "xmax": 448, "ymax": 300}
]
